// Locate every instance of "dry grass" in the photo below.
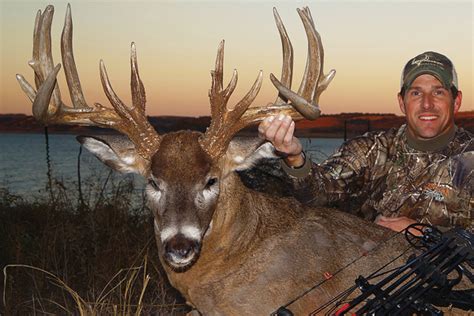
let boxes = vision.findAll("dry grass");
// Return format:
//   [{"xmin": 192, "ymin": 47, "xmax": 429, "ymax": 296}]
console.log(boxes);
[{"xmin": 0, "ymin": 176, "xmax": 190, "ymax": 315}]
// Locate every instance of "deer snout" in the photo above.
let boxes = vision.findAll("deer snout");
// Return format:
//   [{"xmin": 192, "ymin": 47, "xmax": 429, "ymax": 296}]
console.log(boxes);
[{"xmin": 164, "ymin": 233, "xmax": 200, "ymax": 270}]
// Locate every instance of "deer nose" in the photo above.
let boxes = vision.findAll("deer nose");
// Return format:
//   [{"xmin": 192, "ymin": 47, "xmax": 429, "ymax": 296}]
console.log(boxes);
[{"xmin": 165, "ymin": 234, "xmax": 199, "ymax": 260}]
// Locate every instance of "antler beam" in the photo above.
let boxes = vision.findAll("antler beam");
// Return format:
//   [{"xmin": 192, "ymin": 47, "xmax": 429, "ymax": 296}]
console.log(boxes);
[
  {"xmin": 16, "ymin": 4, "xmax": 161, "ymax": 160},
  {"xmin": 199, "ymin": 7, "xmax": 336, "ymax": 160}
]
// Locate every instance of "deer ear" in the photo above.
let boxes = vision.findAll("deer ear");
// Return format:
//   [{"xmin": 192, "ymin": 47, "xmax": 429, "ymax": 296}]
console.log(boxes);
[
  {"xmin": 77, "ymin": 135, "xmax": 149, "ymax": 176},
  {"xmin": 224, "ymin": 137, "xmax": 278, "ymax": 173}
]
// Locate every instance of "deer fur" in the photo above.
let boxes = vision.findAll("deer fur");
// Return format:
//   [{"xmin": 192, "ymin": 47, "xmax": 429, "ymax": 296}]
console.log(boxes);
[{"xmin": 79, "ymin": 133, "xmax": 415, "ymax": 315}]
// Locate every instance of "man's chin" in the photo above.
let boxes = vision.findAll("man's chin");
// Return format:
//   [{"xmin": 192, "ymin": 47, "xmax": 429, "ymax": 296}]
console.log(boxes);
[
  {"xmin": 409, "ymin": 127, "xmax": 439, "ymax": 140},
  {"xmin": 410, "ymin": 121, "xmax": 444, "ymax": 139}
]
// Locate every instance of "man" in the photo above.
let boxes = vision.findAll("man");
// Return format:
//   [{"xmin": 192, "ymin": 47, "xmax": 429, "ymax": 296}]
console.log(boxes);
[{"xmin": 259, "ymin": 51, "xmax": 473, "ymax": 232}]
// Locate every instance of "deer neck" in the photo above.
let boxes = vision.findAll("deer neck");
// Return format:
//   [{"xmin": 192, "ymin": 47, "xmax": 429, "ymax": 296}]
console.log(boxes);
[{"xmin": 203, "ymin": 171, "xmax": 263, "ymax": 255}]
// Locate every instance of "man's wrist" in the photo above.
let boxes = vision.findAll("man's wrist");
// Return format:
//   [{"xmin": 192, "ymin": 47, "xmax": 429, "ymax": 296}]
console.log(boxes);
[
  {"xmin": 280, "ymin": 151, "xmax": 311, "ymax": 178},
  {"xmin": 284, "ymin": 152, "xmax": 305, "ymax": 168}
]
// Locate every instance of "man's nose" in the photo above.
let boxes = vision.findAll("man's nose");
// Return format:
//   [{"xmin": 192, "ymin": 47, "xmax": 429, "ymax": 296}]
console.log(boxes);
[{"xmin": 421, "ymin": 94, "xmax": 434, "ymax": 110}]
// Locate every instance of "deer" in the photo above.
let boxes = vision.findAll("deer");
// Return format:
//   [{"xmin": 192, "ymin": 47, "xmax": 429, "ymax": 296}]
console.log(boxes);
[{"xmin": 16, "ymin": 4, "xmax": 471, "ymax": 316}]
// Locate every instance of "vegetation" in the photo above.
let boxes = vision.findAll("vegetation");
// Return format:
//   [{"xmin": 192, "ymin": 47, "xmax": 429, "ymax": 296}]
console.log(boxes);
[{"xmin": 0, "ymin": 175, "xmax": 190, "ymax": 315}]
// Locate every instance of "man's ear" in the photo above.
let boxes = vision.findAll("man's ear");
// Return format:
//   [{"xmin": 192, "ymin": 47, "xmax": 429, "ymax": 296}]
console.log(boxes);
[
  {"xmin": 77, "ymin": 135, "xmax": 149, "ymax": 176},
  {"xmin": 453, "ymin": 90, "xmax": 462, "ymax": 114},
  {"xmin": 398, "ymin": 93, "xmax": 406, "ymax": 114},
  {"xmin": 221, "ymin": 137, "xmax": 278, "ymax": 177}
]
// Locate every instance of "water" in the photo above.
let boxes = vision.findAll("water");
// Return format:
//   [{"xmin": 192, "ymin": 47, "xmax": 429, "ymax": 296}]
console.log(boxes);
[
  {"xmin": 0, "ymin": 133, "xmax": 344, "ymax": 198},
  {"xmin": 300, "ymin": 138, "xmax": 344, "ymax": 163}
]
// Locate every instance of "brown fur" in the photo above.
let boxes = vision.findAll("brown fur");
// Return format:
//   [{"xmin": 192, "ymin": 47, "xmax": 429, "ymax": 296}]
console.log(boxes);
[
  {"xmin": 82, "ymin": 132, "xmax": 470, "ymax": 315},
  {"xmin": 161, "ymin": 169, "xmax": 412, "ymax": 314}
]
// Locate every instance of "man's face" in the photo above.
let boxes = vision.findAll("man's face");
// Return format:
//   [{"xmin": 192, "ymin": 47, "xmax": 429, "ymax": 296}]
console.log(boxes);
[{"xmin": 398, "ymin": 74, "xmax": 462, "ymax": 140}]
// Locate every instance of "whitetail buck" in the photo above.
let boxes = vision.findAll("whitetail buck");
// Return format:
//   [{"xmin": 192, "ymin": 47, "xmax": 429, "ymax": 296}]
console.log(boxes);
[{"xmin": 17, "ymin": 5, "xmax": 471, "ymax": 315}]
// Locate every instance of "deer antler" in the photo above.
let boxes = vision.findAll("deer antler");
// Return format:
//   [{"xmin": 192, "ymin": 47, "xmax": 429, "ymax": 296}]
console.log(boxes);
[
  {"xmin": 199, "ymin": 7, "xmax": 336, "ymax": 160},
  {"xmin": 16, "ymin": 5, "xmax": 161, "ymax": 160}
]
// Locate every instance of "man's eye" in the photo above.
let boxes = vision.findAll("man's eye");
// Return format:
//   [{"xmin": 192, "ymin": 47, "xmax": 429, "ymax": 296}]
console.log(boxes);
[
  {"xmin": 434, "ymin": 89, "xmax": 446, "ymax": 96},
  {"xmin": 148, "ymin": 179, "xmax": 160, "ymax": 190},
  {"xmin": 410, "ymin": 90, "xmax": 421, "ymax": 97}
]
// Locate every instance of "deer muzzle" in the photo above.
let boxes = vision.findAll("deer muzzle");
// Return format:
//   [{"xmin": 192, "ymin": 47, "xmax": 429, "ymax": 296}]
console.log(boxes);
[{"xmin": 164, "ymin": 233, "xmax": 201, "ymax": 270}]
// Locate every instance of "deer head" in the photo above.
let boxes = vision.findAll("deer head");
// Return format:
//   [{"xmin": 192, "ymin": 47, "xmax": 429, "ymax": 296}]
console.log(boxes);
[{"xmin": 17, "ymin": 5, "xmax": 335, "ymax": 271}]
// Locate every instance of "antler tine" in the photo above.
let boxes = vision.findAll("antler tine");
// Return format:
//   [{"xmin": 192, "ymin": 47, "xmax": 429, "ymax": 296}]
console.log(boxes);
[
  {"xmin": 130, "ymin": 42, "xmax": 147, "ymax": 112},
  {"xmin": 32, "ymin": 9, "xmax": 41, "ymax": 90},
  {"xmin": 209, "ymin": 41, "xmax": 238, "ymax": 119},
  {"xmin": 273, "ymin": 7, "xmax": 294, "ymax": 106},
  {"xmin": 16, "ymin": 74, "xmax": 37, "ymax": 104},
  {"xmin": 99, "ymin": 49, "xmax": 161, "ymax": 158},
  {"xmin": 199, "ymin": 41, "xmax": 263, "ymax": 160},
  {"xmin": 296, "ymin": 7, "xmax": 321, "ymax": 101},
  {"xmin": 32, "ymin": 64, "xmax": 62, "ymax": 121},
  {"xmin": 30, "ymin": 5, "xmax": 62, "ymax": 117},
  {"xmin": 16, "ymin": 4, "xmax": 161, "ymax": 161},
  {"xmin": 61, "ymin": 4, "xmax": 88, "ymax": 109}
]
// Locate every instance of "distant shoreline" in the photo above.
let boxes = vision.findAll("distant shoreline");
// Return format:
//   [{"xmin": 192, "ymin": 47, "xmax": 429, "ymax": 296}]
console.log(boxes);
[{"xmin": 1, "ymin": 111, "xmax": 473, "ymax": 138}]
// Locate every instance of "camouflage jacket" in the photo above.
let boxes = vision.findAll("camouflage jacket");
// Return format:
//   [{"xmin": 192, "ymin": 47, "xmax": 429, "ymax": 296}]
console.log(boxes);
[{"xmin": 281, "ymin": 125, "xmax": 473, "ymax": 231}]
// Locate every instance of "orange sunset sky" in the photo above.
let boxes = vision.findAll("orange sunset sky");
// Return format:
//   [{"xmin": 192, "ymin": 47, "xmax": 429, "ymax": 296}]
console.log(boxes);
[{"xmin": 1, "ymin": 0, "xmax": 472, "ymax": 117}]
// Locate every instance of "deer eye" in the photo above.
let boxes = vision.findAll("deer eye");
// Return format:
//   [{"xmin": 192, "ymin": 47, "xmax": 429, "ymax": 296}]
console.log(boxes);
[
  {"xmin": 148, "ymin": 179, "xmax": 160, "ymax": 191},
  {"xmin": 205, "ymin": 178, "xmax": 218, "ymax": 188}
]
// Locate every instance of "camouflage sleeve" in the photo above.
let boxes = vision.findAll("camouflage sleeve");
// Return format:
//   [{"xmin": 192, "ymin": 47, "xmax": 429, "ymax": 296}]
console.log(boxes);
[
  {"xmin": 416, "ymin": 184, "xmax": 473, "ymax": 233},
  {"xmin": 281, "ymin": 133, "xmax": 390, "ymax": 217},
  {"xmin": 426, "ymin": 150, "xmax": 474, "ymax": 232}
]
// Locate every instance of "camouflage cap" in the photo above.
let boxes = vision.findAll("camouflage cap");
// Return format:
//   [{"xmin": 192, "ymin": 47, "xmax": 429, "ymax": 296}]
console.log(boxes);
[{"xmin": 400, "ymin": 51, "xmax": 458, "ymax": 91}]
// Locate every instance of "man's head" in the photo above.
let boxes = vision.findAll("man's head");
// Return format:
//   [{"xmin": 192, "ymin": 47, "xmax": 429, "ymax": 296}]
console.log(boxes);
[{"xmin": 398, "ymin": 51, "xmax": 462, "ymax": 141}]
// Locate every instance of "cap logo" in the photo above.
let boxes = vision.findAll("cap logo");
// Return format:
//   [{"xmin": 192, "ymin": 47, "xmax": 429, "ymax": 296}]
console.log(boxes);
[{"xmin": 410, "ymin": 54, "xmax": 444, "ymax": 68}]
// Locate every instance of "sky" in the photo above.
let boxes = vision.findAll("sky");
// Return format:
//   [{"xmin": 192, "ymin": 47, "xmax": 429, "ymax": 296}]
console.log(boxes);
[{"xmin": 1, "ymin": 0, "xmax": 472, "ymax": 117}]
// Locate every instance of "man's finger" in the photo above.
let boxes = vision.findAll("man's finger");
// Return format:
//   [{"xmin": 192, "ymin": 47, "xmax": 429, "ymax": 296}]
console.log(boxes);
[
  {"xmin": 264, "ymin": 115, "xmax": 283, "ymax": 141},
  {"xmin": 283, "ymin": 121, "xmax": 295, "ymax": 145},
  {"xmin": 258, "ymin": 116, "xmax": 275, "ymax": 138},
  {"xmin": 274, "ymin": 115, "xmax": 292, "ymax": 146}
]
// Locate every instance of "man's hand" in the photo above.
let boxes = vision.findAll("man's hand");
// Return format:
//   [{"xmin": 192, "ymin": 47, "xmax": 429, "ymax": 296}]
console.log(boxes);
[
  {"xmin": 375, "ymin": 216, "xmax": 419, "ymax": 234},
  {"xmin": 258, "ymin": 114, "xmax": 304, "ymax": 167}
]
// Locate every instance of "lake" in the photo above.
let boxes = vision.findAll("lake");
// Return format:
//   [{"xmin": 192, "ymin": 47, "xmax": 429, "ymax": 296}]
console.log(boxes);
[{"xmin": 0, "ymin": 133, "xmax": 344, "ymax": 199}]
